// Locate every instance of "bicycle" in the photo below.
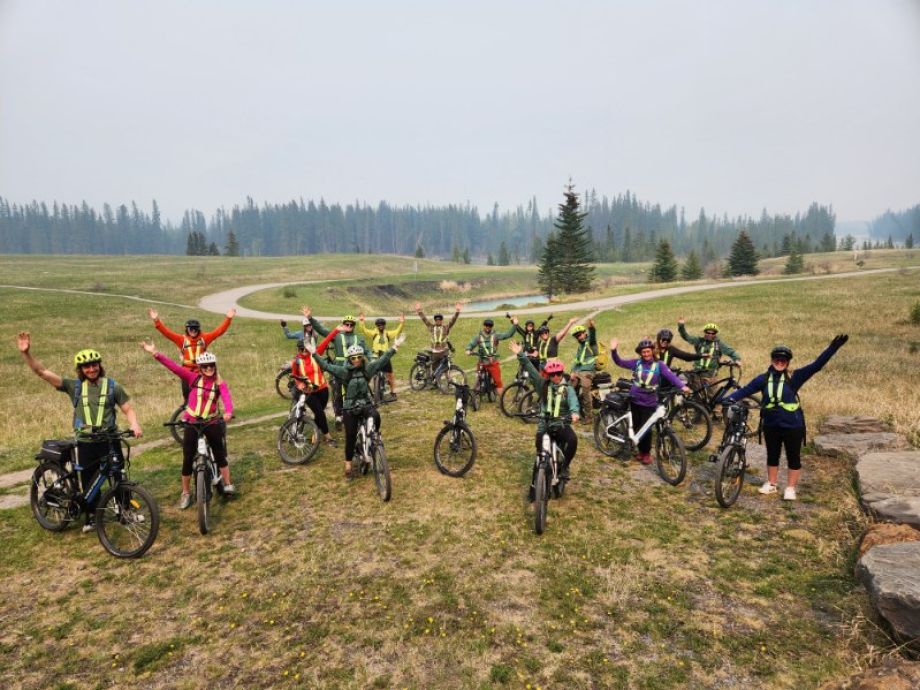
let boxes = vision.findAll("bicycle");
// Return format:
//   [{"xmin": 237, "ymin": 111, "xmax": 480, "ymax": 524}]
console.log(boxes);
[
  {"xmin": 684, "ymin": 361, "xmax": 760, "ymax": 436},
  {"xmin": 276, "ymin": 390, "xmax": 321, "ymax": 465},
  {"xmin": 712, "ymin": 400, "xmax": 758, "ymax": 508},
  {"xmin": 369, "ymin": 358, "xmax": 394, "ymax": 405},
  {"xmin": 469, "ymin": 359, "xmax": 499, "ymax": 410},
  {"xmin": 167, "ymin": 403, "xmax": 186, "ymax": 445},
  {"xmin": 165, "ymin": 419, "xmax": 231, "ymax": 534},
  {"xmin": 433, "ymin": 382, "xmax": 477, "ymax": 477},
  {"xmin": 30, "ymin": 430, "xmax": 160, "ymax": 558},
  {"xmin": 274, "ymin": 362, "xmax": 294, "ymax": 400},
  {"xmin": 351, "ymin": 404, "xmax": 392, "ymax": 502},
  {"xmin": 660, "ymin": 377, "xmax": 713, "ymax": 452},
  {"xmin": 408, "ymin": 344, "xmax": 466, "ymax": 394},
  {"xmin": 499, "ymin": 359, "xmax": 535, "ymax": 418},
  {"xmin": 593, "ymin": 389, "xmax": 688, "ymax": 486},
  {"xmin": 531, "ymin": 419, "xmax": 571, "ymax": 535}
]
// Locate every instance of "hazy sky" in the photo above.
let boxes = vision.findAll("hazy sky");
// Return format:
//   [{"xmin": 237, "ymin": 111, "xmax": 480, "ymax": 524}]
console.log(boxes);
[{"xmin": 2, "ymin": 1, "xmax": 919, "ymax": 223}]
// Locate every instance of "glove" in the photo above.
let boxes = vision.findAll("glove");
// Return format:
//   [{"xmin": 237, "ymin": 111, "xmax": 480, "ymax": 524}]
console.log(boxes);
[
  {"xmin": 280, "ymin": 320, "xmax": 287, "ymax": 328},
  {"xmin": 831, "ymin": 334, "xmax": 849, "ymax": 349}
]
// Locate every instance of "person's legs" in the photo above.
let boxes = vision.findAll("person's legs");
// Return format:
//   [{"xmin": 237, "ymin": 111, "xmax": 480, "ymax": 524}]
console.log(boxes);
[
  {"xmin": 630, "ymin": 403, "xmax": 655, "ymax": 461},
  {"xmin": 761, "ymin": 426, "xmax": 784, "ymax": 492},
  {"xmin": 306, "ymin": 388, "xmax": 331, "ymax": 438},
  {"xmin": 342, "ymin": 410, "xmax": 360, "ymax": 477},
  {"xmin": 782, "ymin": 428, "xmax": 805, "ymax": 496}
]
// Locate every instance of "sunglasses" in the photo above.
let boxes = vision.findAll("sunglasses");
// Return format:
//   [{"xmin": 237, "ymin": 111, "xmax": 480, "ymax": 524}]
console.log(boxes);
[{"xmin": 200, "ymin": 363, "xmax": 216, "ymax": 369}]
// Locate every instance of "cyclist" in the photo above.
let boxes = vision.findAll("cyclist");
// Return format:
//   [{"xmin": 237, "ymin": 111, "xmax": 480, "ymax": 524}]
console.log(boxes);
[
  {"xmin": 513, "ymin": 318, "xmax": 542, "ymax": 369},
  {"xmin": 280, "ymin": 316, "xmax": 318, "ymax": 351},
  {"xmin": 677, "ymin": 319, "xmax": 742, "ymax": 391},
  {"xmin": 654, "ymin": 328, "xmax": 701, "ymax": 369},
  {"xmin": 289, "ymin": 332, "xmax": 339, "ymax": 447},
  {"xmin": 723, "ymin": 335, "xmax": 849, "ymax": 500},
  {"xmin": 359, "ymin": 312, "xmax": 406, "ymax": 400},
  {"xmin": 466, "ymin": 317, "xmax": 518, "ymax": 397},
  {"xmin": 535, "ymin": 316, "xmax": 579, "ymax": 369},
  {"xmin": 141, "ymin": 340, "xmax": 235, "ymax": 507},
  {"xmin": 569, "ymin": 319, "xmax": 599, "ymax": 424},
  {"xmin": 309, "ymin": 336, "xmax": 405, "ymax": 479},
  {"xmin": 609, "ymin": 337, "xmax": 691, "ymax": 464},
  {"xmin": 18, "ymin": 333, "xmax": 143, "ymax": 531},
  {"xmin": 147, "ymin": 307, "xmax": 236, "ymax": 398},
  {"xmin": 301, "ymin": 306, "xmax": 368, "ymax": 429},
  {"xmin": 509, "ymin": 341, "xmax": 579, "ymax": 498},
  {"xmin": 415, "ymin": 301, "xmax": 462, "ymax": 366}
]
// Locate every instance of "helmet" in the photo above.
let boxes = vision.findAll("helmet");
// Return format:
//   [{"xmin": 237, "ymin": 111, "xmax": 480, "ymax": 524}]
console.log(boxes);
[
  {"xmin": 525, "ymin": 320, "xmax": 535, "ymax": 327},
  {"xmin": 770, "ymin": 345, "xmax": 793, "ymax": 361},
  {"xmin": 342, "ymin": 315, "xmax": 356, "ymax": 325},
  {"xmin": 433, "ymin": 313, "xmax": 444, "ymax": 321},
  {"xmin": 483, "ymin": 319, "xmax": 494, "ymax": 327},
  {"xmin": 703, "ymin": 322, "xmax": 719, "ymax": 333},
  {"xmin": 74, "ymin": 349, "xmax": 102, "ymax": 366},
  {"xmin": 571, "ymin": 325, "xmax": 587, "ymax": 337},
  {"xmin": 544, "ymin": 359, "xmax": 564, "ymax": 375},
  {"xmin": 375, "ymin": 318, "xmax": 386, "ymax": 326},
  {"xmin": 536, "ymin": 326, "xmax": 550, "ymax": 335},
  {"xmin": 185, "ymin": 319, "xmax": 201, "ymax": 331},
  {"xmin": 296, "ymin": 338, "xmax": 306, "ymax": 351},
  {"xmin": 345, "ymin": 344, "xmax": 364, "ymax": 358},
  {"xmin": 301, "ymin": 317, "xmax": 311, "ymax": 326},
  {"xmin": 196, "ymin": 352, "xmax": 217, "ymax": 366},
  {"xmin": 635, "ymin": 339, "xmax": 655, "ymax": 354},
  {"xmin": 657, "ymin": 328, "xmax": 673, "ymax": 341}
]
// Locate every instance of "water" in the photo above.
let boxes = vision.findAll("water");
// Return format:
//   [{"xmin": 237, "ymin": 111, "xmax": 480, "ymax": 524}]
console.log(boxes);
[{"xmin": 465, "ymin": 294, "xmax": 548, "ymax": 312}]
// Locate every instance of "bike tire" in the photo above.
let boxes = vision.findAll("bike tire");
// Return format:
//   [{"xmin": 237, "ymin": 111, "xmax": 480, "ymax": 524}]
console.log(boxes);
[
  {"xmin": 436, "ymin": 365, "xmax": 467, "ymax": 394},
  {"xmin": 275, "ymin": 368, "xmax": 293, "ymax": 400},
  {"xmin": 500, "ymin": 382, "xmax": 529, "ymax": 418},
  {"xmin": 30, "ymin": 461, "xmax": 75, "ymax": 531},
  {"xmin": 277, "ymin": 418, "xmax": 321, "ymax": 465},
  {"xmin": 433, "ymin": 422, "xmax": 477, "ymax": 477},
  {"xmin": 408, "ymin": 363, "xmax": 428, "ymax": 391},
  {"xmin": 196, "ymin": 467, "xmax": 210, "ymax": 535},
  {"xmin": 96, "ymin": 482, "xmax": 159, "ymax": 558},
  {"xmin": 669, "ymin": 400, "xmax": 713, "ymax": 452},
  {"xmin": 534, "ymin": 466, "xmax": 548, "ymax": 535},
  {"xmin": 593, "ymin": 411, "xmax": 629, "ymax": 458},
  {"xmin": 168, "ymin": 405, "xmax": 185, "ymax": 445},
  {"xmin": 715, "ymin": 445, "xmax": 747, "ymax": 508},
  {"xmin": 371, "ymin": 440, "xmax": 392, "ymax": 502},
  {"xmin": 655, "ymin": 427, "xmax": 687, "ymax": 486},
  {"xmin": 518, "ymin": 389, "xmax": 540, "ymax": 424},
  {"xmin": 469, "ymin": 386, "xmax": 480, "ymax": 412}
]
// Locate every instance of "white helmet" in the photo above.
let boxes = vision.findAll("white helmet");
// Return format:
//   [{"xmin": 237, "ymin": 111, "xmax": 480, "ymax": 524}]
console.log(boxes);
[
  {"xmin": 196, "ymin": 352, "xmax": 217, "ymax": 366},
  {"xmin": 345, "ymin": 344, "xmax": 364, "ymax": 358},
  {"xmin": 301, "ymin": 317, "xmax": 310, "ymax": 326}
]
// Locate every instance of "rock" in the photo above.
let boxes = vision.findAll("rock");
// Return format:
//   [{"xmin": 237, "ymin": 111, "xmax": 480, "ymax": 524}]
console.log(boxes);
[
  {"xmin": 855, "ymin": 542, "xmax": 920, "ymax": 643},
  {"xmin": 821, "ymin": 657, "xmax": 920, "ymax": 690},
  {"xmin": 0, "ymin": 493, "xmax": 29, "ymax": 511},
  {"xmin": 858, "ymin": 523, "xmax": 920, "ymax": 560},
  {"xmin": 857, "ymin": 452, "xmax": 920, "ymax": 526},
  {"xmin": 812, "ymin": 433, "xmax": 908, "ymax": 462},
  {"xmin": 819, "ymin": 415, "xmax": 891, "ymax": 435}
]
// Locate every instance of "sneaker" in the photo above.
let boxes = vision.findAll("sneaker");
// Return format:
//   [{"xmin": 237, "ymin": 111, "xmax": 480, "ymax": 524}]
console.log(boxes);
[
  {"xmin": 783, "ymin": 486, "xmax": 797, "ymax": 501},
  {"xmin": 325, "ymin": 437, "xmax": 338, "ymax": 448},
  {"xmin": 179, "ymin": 493, "xmax": 193, "ymax": 509},
  {"xmin": 758, "ymin": 482, "xmax": 777, "ymax": 495},
  {"xmin": 222, "ymin": 484, "xmax": 236, "ymax": 495},
  {"xmin": 334, "ymin": 416, "xmax": 343, "ymax": 431},
  {"xmin": 640, "ymin": 453, "xmax": 653, "ymax": 465},
  {"xmin": 82, "ymin": 522, "xmax": 95, "ymax": 534}
]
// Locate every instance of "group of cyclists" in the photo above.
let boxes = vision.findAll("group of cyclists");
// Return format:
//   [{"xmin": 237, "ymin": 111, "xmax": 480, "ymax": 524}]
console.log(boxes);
[{"xmin": 17, "ymin": 298, "xmax": 848, "ymax": 535}]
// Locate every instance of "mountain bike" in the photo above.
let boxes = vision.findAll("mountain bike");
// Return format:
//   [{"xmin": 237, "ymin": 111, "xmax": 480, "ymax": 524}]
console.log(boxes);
[
  {"xmin": 166, "ymin": 419, "xmax": 231, "ymax": 534},
  {"xmin": 593, "ymin": 389, "xmax": 688, "ymax": 486},
  {"xmin": 470, "ymin": 359, "xmax": 499, "ymax": 410},
  {"xmin": 499, "ymin": 359, "xmax": 535, "ymax": 418},
  {"xmin": 408, "ymin": 344, "xmax": 466, "ymax": 394},
  {"xmin": 712, "ymin": 400, "xmax": 757, "ymax": 508},
  {"xmin": 30, "ymin": 430, "xmax": 160, "ymax": 558},
  {"xmin": 277, "ymin": 390, "xmax": 321, "ymax": 465},
  {"xmin": 685, "ymin": 361, "xmax": 760, "ymax": 436},
  {"xmin": 532, "ymin": 419, "xmax": 571, "ymax": 535},
  {"xmin": 352, "ymin": 404, "xmax": 391, "ymax": 502},
  {"xmin": 167, "ymin": 403, "xmax": 186, "ymax": 445},
  {"xmin": 660, "ymin": 379, "xmax": 713, "ymax": 451},
  {"xmin": 433, "ymin": 382, "xmax": 477, "ymax": 477},
  {"xmin": 275, "ymin": 362, "xmax": 294, "ymax": 400},
  {"xmin": 370, "ymin": 359, "xmax": 394, "ymax": 405}
]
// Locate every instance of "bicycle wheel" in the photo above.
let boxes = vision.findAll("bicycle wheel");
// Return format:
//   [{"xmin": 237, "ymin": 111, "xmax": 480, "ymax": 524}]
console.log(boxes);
[
  {"xmin": 371, "ymin": 440, "xmax": 392, "ymax": 502},
  {"xmin": 168, "ymin": 405, "xmax": 184, "ymax": 445},
  {"xmin": 469, "ymin": 384, "xmax": 481, "ymax": 411},
  {"xmin": 486, "ymin": 377, "xmax": 497, "ymax": 402},
  {"xmin": 534, "ymin": 466, "xmax": 548, "ymax": 535},
  {"xmin": 408, "ymin": 363, "xmax": 428, "ymax": 391},
  {"xmin": 518, "ymin": 389, "xmax": 540, "ymax": 424},
  {"xmin": 433, "ymin": 422, "xmax": 477, "ymax": 477},
  {"xmin": 30, "ymin": 462, "xmax": 75, "ymax": 531},
  {"xmin": 593, "ymin": 411, "xmax": 629, "ymax": 458},
  {"xmin": 196, "ymin": 468, "xmax": 210, "ymax": 535},
  {"xmin": 715, "ymin": 445, "xmax": 747, "ymax": 508},
  {"xmin": 436, "ymin": 365, "xmax": 467, "ymax": 394},
  {"xmin": 277, "ymin": 417, "xmax": 321, "ymax": 465},
  {"xmin": 275, "ymin": 368, "xmax": 293, "ymax": 400},
  {"xmin": 655, "ymin": 427, "xmax": 687, "ymax": 486},
  {"xmin": 96, "ymin": 482, "xmax": 159, "ymax": 558},
  {"xmin": 500, "ymin": 382, "xmax": 529, "ymax": 418},
  {"xmin": 669, "ymin": 400, "xmax": 713, "ymax": 451}
]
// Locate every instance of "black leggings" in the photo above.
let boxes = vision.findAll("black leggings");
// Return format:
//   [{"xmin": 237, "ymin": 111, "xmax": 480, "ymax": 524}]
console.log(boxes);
[
  {"xmin": 534, "ymin": 426, "xmax": 578, "ymax": 468},
  {"xmin": 294, "ymin": 387, "xmax": 330, "ymax": 435},
  {"xmin": 182, "ymin": 420, "xmax": 228, "ymax": 475},
  {"xmin": 343, "ymin": 407, "xmax": 382, "ymax": 462},
  {"xmin": 630, "ymin": 402, "xmax": 655, "ymax": 454},
  {"xmin": 763, "ymin": 426, "xmax": 805, "ymax": 471},
  {"xmin": 331, "ymin": 376, "xmax": 344, "ymax": 417}
]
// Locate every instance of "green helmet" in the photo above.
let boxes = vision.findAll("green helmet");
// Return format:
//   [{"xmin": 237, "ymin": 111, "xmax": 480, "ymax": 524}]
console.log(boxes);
[
  {"xmin": 342, "ymin": 315, "xmax": 357, "ymax": 325},
  {"xmin": 74, "ymin": 349, "xmax": 102, "ymax": 366},
  {"xmin": 702, "ymin": 322, "xmax": 719, "ymax": 333},
  {"xmin": 571, "ymin": 325, "xmax": 587, "ymax": 337}
]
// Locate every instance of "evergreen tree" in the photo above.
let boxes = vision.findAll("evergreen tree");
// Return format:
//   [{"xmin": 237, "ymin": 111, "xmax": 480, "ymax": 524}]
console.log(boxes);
[
  {"xmin": 451, "ymin": 243, "xmax": 462, "ymax": 262},
  {"xmin": 462, "ymin": 247, "xmax": 471, "ymax": 264},
  {"xmin": 225, "ymin": 230, "xmax": 240, "ymax": 257},
  {"xmin": 497, "ymin": 241, "xmax": 510, "ymax": 266},
  {"xmin": 208, "ymin": 242, "xmax": 220, "ymax": 256},
  {"xmin": 886, "ymin": 235, "xmax": 895, "ymax": 249},
  {"xmin": 680, "ymin": 250, "xmax": 703, "ymax": 280},
  {"xmin": 839, "ymin": 234, "xmax": 855, "ymax": 251},
  {"xmin": 819, "ymin": 231, "xmax": 837, "ymax": 252},
  {"xmin": 414, "ymin": 243, "xmax": 425, "ymax": 258},
  {"xmin": 906, "ymin": 233, "xmax": 914, "ymax": 249},
  {"xmin": 486, "ymin": 253, "xmax": 495, "ymax": 266},
  {"xmin": 649, "ymin": 239, "xmax": 678, "ymax": 282},
  {"xmin": 784, "ymin": 249, "xmax": 804, "ymax": 274},
  {"xmin": 552, "ymin": 182, "xmax": 595, "ymax": 293},
  {"xmin": 537, "ymin": 232, "xmax": 560, "ymax": 298},
  {"xmin": 726, "ymin": 231, "xmax": 760, "ymax": 276}
]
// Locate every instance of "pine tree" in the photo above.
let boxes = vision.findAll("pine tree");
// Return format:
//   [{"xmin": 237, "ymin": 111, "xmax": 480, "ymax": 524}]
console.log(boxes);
[
  {"xmin": 906, "ymin": 233, "xmax": 915, "ymax": 249},
  {"xmin": 462, "ymin": 247, "xmax": 471, "ymax": 264},
  {"xmin": 225, "ymin": 230, "xmax": 240, "ymax": 257},
  {"xmin": 784, "ymin": 249, "xmax": 804, "ymax": 274},
  {"xmin": 649, "ymin": 239, "xmax": 678, "ymax": 282},
  {"xmin": 451, "ymin": 244, "xmax": 462, "ymax": 262},
  {"xmin": 414, "ymin": 243, "xmax": 425, "ymax": 258},
  {"xmin": 537, "ymin": 232, "xmax": 560, "ymax": 298},
  {"xmin": 486, "ymin": 253, "xmax": 495, "ymax": 266},
  {"xmin": 497, "ymin": 241, "xmax": 510, "ymax": 266},
  {"xmin": 207, "ymin": 242, "xmax": 220, "ymax": 256},
  {"xmin": 680, "ymin": 250, "xmax": 703, "ymax": 280},
  {"xmin": 552, "ymin": 182, "xmax": 595, "ymax": 293},
  {"xmin": 727, "ymin": 231, "xmax": 760, "ymax": 276}
]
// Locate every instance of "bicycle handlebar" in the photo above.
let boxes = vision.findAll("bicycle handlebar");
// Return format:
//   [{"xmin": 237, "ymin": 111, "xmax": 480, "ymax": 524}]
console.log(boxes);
[{"xmin": 77, "ymin": 428, "xmax": 135, "ymax": 442}]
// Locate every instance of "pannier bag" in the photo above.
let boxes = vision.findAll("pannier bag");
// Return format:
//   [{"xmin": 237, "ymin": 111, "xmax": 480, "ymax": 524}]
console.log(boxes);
[
  {"xmin": 592, "ymin": 372, "xmax": 612, "ymax": 387},
  {"xmin": 604, "ymin": 391, "xmax": 629, "ymax": 411},
  {"xmin": 36, "ymin": 439, "xmax": 76, "ymax": 464},
  {"xmin": 415, "ymin": 351, "xmax": 432, "ymax": 363}
]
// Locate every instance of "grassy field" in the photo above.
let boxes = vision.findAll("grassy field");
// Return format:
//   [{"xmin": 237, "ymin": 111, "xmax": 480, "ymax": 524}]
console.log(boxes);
[{"xmin": 1, "ymin": 254, "xmax": 918, "ymax": 689}]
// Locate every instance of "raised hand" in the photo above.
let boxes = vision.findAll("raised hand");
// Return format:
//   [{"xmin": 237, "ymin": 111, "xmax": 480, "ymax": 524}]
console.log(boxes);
[
  {"xmin": 280, "ymin": 319, "xmax": 287, "ymax": 328},
  {"xmin": 511, "ymin": 316, "xmax": 519, "ymax": 325},
  {"xmin": 455, "ymin": 302, "xmax": 463, "ymax": 312},
  {"xmin": 831, "ymin": 334, "xmax": 849, "ymax": 349},
  {"xmin": 677, "ymin": 316, "xmax": 685, "ymax": 325},
  {"xmin": 399, "ymin": 313, "xmax": 405, "ymax": 324},
  {"xmin": 358, "ymin": 313, "xmax": 365, "ymax": 322},
  {"xmin": 413, "ymin": 301, "xmax": 422, "ymax": 312},
  {"xmin": 588, "ymin": 318, "xmax": 595, "ymax": 328},
  {"xmin": 301, "ymin": 305, "xmax": 312, "ymax": 318},
  {"xmin": 508, "ymin": 340, "xmax": 523, "ymax": 355},
  {"xmin": 147, "ymin": 307, "xmax": 159, "ymax": 321},
  {"xmin": 16, "ymin": 331, "xmax": 30, "ymax": 354},
  {"xmin": 140, "ymin": 339, "xmax": 157, "ymax": 355},
  {"xmin": 568, "ymin": 316, "xmax": 578, "ymax": 324},
  {"xmin": 609, "ymin": 338, "xmax": 619, "ymax": 352},
  {"xmin": 394, "ymin": 333, "xmax": 407, "ymax": 349},
  {"xmin": 226, "ymin": 308, "xmax": 237, "ymax": 319}
]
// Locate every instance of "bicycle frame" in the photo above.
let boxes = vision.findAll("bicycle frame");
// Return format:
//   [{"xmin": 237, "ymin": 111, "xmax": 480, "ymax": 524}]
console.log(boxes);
[
  {"xmin": 537, "ymin": 431, "xmax": 563, "ymax": 487},
  {"xmin": 72, "ymin": 435, "xmax": 127, "ymax": 508},
  {"xmin": 600, "ymin": 401, "xmax": 669, "ymax": 446}
]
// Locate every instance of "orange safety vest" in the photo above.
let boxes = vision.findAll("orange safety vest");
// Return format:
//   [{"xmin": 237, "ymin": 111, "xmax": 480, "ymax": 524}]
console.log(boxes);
[
  {"xmin": 181, "ymin": 336, "xmax": 207, "ymax": 367},
  {"xmin": 292, "ymin": 356, "xmax": 326, "ymax": 389}
]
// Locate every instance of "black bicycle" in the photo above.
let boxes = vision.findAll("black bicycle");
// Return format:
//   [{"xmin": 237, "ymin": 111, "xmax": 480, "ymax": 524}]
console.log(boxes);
[
  {"xmin": 370, "ymin": 359, "xmax": 394, "ymax": 405},
  {"xmin": 660, "ymin": 378, "xmax": 713, "ymax": 452},
  {"xmin": 167, "ymin": 403, "xmax": 185, "ymax": 445},
  {"xmin": 685, "ymin": 361, "xmax": 760, "ymax": 436},
  {"xmin": 712, "ymin": 400, "xmax": 758, "ymax": 508},
  {"xmin": 469, "ymin": 359, "xmax": 499, "ymax": 410},
  {"xmin": 433, "ymin": 382, "xmax": 477, "ymax": 477},
  {"xmin": 275, "ymin": 362, "xmax": 294, "ymax": 400},
  {"xmin": 408, "ymin": 344, "xmax": 466, "ymax": 394},
  {"xmin": 531, "ymin": 419, "xmax": 571, "ymax": 535},
  {"xmin": 166, "ymin": 419, "xmax": 231, "ymax": 534},
  {"xmin": 499, "ymin": 359, "xmax": 535, "ymax": 418},
  {"xmin": 30, "ymin": 430, "xmax": 160, "ymax": 558},
  {"xmin": 277, "ymin": 390, "xmax": 321, "ymax": 465},
  {"xmin": 351, "ymin": 404, "xmax": 391, "ymax": 502}
]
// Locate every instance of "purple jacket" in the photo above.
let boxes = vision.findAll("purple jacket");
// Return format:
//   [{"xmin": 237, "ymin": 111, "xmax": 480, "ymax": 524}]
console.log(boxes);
[{"xmin": 612, "ymin": 349, "xmax": 685, "ymax": 408}]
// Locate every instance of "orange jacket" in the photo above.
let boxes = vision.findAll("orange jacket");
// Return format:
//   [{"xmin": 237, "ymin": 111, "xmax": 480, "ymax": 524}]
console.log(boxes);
[{"xmin": 154, "ymin": 317, "xmax": 232, "ymax": 368}]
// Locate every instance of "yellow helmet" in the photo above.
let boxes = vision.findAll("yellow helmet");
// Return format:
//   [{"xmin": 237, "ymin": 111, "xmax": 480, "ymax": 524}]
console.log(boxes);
[
  {"xmin": 702, "ymin": 323, "xmax": 719, "ymax": 333},
  {"xmin": 74, "ymin": 349, "xmax": 102, "ymax": 366},
  {"xmin": 571, "ymin": 325, "xmax": 587, "ymax": 337}
]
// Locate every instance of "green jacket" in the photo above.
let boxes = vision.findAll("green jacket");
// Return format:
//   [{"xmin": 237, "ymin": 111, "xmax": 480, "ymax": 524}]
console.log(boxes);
[
  {"xmin": 518, "ymin": 354, "xmax": 580, "ymax": 432},
  {"xmin": 677, "ymin": 323, "xmax": 740, "ymax": 374},
  {"xmin": 309, "ymin": 319, "xmax": 369, "ymax": 361},
  {"xmin": 467, "ymin": 324, "xmax": 517, "ymax": 362},
  {"xmin": 571, "ymin": 326, "xmax": 598, "ymax": 372},
  {"xmin": 314, "ymin": 349, "xmax": 395, "ymax": 410}
]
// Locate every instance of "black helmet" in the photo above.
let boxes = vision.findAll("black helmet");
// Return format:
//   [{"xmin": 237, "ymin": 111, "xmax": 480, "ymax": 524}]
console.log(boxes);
[
  {"xmin": 525, "ymin": 320, "xmax": 535, "ymax": 327},
  {"xmin": 433, "ymin": 313, "xmax": 444, "ymax": 321},
  {"xmin": 770, "ymin": 345, "xmax": 793, "ymax": 361},
  {"xmin": 635, "ymin": 339, "xmax": 655, "ymax": 353},
  {"xmin": 375, "ymin": 318, "xmax": 386, "ymax": 326},
  {"xmin": 536, "ymin": 325, "xmax": 550, "ymax": 335},
  {"xmin": 296, "ymin": 338, "xmax": 306, "ymax": 351},
  {"xmin": 483, "ymin": 319, "xmax": 494, "ymax": 327},
  {"xmin": 657, "ymin": 328, "xmax": 673, "ymax": 341},
  {"xmin": 185, "ymin": 319, "xmax": 201, "ymax": 331}
]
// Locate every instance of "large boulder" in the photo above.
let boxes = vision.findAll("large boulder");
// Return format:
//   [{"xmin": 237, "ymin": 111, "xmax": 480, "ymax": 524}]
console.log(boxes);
[
  {"xmin": 812, "ymin": 433, "xmax": 908, "ymax": 462},
  {"xmin": 857, "ymin": 452, "xmax": 920, "ymax": 526},
  {"xmin": 856, "ymin": 542, "xmax": 920, "ymax": 643},
  {"xmin": 858, "ymin": 523, "xmax": 920, "ymax": 560},
  {"xmin": 820, "ymin": 657, "xmax": 920, "ymax": 690},
  {"xmin": 819, "ymin": 415, "xmax": 892, "ymax": 435}
]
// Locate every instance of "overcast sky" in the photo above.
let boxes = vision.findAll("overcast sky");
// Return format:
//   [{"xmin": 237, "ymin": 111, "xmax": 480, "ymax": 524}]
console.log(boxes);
[{"xmin": 1, "ymin": 1, "xmax": 918, "ymax": 224}]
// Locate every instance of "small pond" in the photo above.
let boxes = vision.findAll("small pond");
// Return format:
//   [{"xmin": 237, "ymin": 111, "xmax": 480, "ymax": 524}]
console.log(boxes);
[{"xmin": 465, "ymin": 294, "xmax": 548, "ymax": 311}]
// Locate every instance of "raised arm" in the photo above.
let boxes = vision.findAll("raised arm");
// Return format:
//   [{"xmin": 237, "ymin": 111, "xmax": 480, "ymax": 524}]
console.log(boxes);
[
  {"xmin": 447, "ymin": 302, "xmax": 462, "ymax": 329},
  {"xmin": 316, "ymin": 327, "xmax": 340, "ymax": 355},
  {"xmin": 203, "ymin": 309, "xmax": 235, "ymax": 344},
  {"xmin": 791, "ymin": 335, "xmax": 848, "ymax": 388},
  {"xmin": 555, "ymin": 317, "xmax": 578, "ymax": 343},
  {"xmin": 17, "ymin": 332, "xmax": 63, "ymax": 388},
  {"xmin": 142, "ymin": 340, "xmax": 197, "ymax": 383},
  {"xmin": 677, "ymin": 319, "xmax": 698, "ymax": 346},
  {"xmin": 669, "ymin": 345, "xmax": 702, "ymax": 362},
  {"xmin": 497, "ymin": 319, "xmax": 518, "ymax": 341}
]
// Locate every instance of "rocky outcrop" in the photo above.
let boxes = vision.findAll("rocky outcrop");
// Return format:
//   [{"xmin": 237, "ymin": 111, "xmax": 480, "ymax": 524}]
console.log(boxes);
[
  {"xmin": 857, "ymin": 523, "xmax": 920, "ymax": 560},
  {"xmin": 812, "ymin": 432, "xmax": 908, "ymax": 462},
  {"xmin": 856, "ymin": 542, "xmax": 920, "ymax": 643},
  {"xmin": 818, "ymin": 415, "xmax": 891, "ymax": 435},
  {"xmin": 821, "ymin": 657, "xmax": 920, "ymax": 690},
  {"xmin": 857, "ymin": 451, "xmax": 920, "ymax": 527}
]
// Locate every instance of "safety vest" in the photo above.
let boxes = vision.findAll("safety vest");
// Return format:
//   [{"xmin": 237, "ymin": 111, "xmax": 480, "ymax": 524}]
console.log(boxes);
[
  {"xmin": 763, "ymin": 374, "xmax": 800, "ymax": 412},
  {"xmin": 477, "ymin": 333, "xmax": 497, "ymax": 358},
  {"xmin": 370, "ymin": 330, "xmax": 390, "ymax": 353},
  {"xmin": 431, "ymin": 324, "xmax": 447, "ymax": 346},
  {"xmin": 186, "ymin": 374, "xmax": 222, "ymax": 419},
  {"xmin": 544, "ymin": 382, "xmax": 568, "ymax": 417},
  {"xmin": 538, "ymin": 338, "xmax": 551, "ymax": 361},
  {"xmin": 575, "ymin": 341, "xmax": 596, "ymax": 367},
  {"xmin": 697, "ymin": 340, "xmax": 720, "ymax": 370},
  {"xmin": 335, "ymin": 333, "xmax": 360, "ymax": 361},
  {"xmin": 633, "ymin": 361, "xmax": 660, "ymax": 389},
  {"xmin": 181, "ymin": 336, "xmax": 207, "ymax": 367},
  {"xmin": 73, "ymin": 378, "xmax": 115, "ymax": 431},
  {"xmin": 523, "ymin": 331, "xmax": 538, "ymax": 350},
  {"xmin": 292, "ymin": 356, "xmax": 325, "ymax": 388},
  {"xmin": 660, "ymin": 349, "xmax": 672, "ymax": 367}
]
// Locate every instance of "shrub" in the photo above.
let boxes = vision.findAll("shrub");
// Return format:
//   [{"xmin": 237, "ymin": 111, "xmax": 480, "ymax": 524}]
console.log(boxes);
[
  {"xmin": 282, "ymin": 286, "xmax": 297, "ymax": 299},
  {"xmin": 910, "ymin": 301, "xmax": 920, "ymax": 326}
]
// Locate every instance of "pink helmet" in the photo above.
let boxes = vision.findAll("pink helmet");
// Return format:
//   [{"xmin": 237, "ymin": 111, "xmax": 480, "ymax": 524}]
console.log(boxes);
[{"xmin": 544, "ymin": 359, "xmax": 564, "ymax": 375}]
